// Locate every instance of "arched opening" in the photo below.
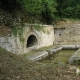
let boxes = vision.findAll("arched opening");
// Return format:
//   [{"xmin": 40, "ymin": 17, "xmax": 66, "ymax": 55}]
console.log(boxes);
[{"xmin": 27, "ymin": 35, "xmax": 38, "ymax": 47}]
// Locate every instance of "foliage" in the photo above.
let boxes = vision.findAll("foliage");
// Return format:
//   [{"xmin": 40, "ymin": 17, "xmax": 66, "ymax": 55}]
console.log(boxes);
[
  {"xmin": 18, "ymin": 0, "xmax": 57, "ymax": 24},
  {"xmin": 42, "ymin": 0, "xmax": 57, "ymax": 24},
  {"xmin": 0, "ymin": 0, "xmax": 57, "ymax": 24},
  {"xmin": 33, "ymin": 24, "xmax": 44, "ymax": 31},
  {"xmin": 1, "ymin": 0, "xmax": 80, "ymax": 24},
  {"xmin": 11, "ymin": 24, "xmax": 24, "ymax": 42},
  {"xmin": 33, "ymin": 24, "xmax": 50, "ymax": 34},
  {"xmin": 56, "ymin": 0, "xmax": 80, "ymax": 19},
  {"xmin": 21, "ymin": 0, "xmax": 42, "ymax": 15}
]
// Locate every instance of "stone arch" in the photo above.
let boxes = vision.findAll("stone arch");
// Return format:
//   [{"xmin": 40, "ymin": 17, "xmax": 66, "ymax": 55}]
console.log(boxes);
[{"xmin": 26, "ymin": 34, "xmax": 38, "ymax": 47}]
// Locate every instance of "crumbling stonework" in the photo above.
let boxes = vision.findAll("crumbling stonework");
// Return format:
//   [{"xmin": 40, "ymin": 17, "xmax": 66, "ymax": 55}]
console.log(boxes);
[
  {"xmin": 0, "ymin": 24, "xmax": 54, "ymax": 54},
  {"xmin": 54, "ymin": 24, "xmax": 80, "ymax": 44}
]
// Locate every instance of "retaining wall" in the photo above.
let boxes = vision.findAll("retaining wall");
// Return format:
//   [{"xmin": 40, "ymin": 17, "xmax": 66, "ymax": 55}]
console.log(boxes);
[
  {"xmin": 54, "ymin": 24, "xmax": 80, "ymax": 44},
  {"xmin": 0, "ymin": 24, "xmax": 54, "ymax": 54}
]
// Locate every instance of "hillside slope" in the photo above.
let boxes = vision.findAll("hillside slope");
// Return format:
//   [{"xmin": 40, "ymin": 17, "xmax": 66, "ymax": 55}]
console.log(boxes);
[{"xmin": 0, "ymin": 47, "xmax": 80, "ymax": 80}]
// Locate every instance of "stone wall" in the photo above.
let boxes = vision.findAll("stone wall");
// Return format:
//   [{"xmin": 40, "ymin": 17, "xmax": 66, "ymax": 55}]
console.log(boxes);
[
  {"xmin": 0, "ymin": 36, "xmax": 17, "ymax": 53},
  {"xmin": 54, "ymin": 24, "xmax": 80, "ymax": 44},
  {"xmin": 0, "ymin": 24, "xmax": 54, "ymax": 54},
  {"xmin": 23, "ymin": 24, "xmax": 54, "ymax": 54}
]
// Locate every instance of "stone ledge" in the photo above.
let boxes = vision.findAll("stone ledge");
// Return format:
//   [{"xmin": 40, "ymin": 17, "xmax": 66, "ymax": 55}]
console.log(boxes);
[
  {"xmin": 27, "ymin": 51, "xmax": 48, "ymax": 61},
  {"xmin": 68, "ymin": 48, "xmax": 80, "ymax": 64},
  {"xmin": 27, "ymin": 45, "xmax": 80, "ymax": 62}
]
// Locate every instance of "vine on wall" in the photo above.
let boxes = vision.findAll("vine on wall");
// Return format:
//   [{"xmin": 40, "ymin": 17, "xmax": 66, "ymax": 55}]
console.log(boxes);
[{"xmin": 11, "ymin": 23, "xmax": 24, "ymax": 42}]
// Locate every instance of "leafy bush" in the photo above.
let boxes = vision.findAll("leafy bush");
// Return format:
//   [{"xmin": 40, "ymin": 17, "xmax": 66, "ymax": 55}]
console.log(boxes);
[
  {"xmin": 56, "ymin": 0, "xmax": 80, "ymax": 19},
  {"xmin": 0, "ymin": 0, "xmax": 57, "ymax": 24}
]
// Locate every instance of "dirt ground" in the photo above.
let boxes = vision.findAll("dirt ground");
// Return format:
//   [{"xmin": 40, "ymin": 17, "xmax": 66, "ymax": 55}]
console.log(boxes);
[{"xmin": 0, "ymin": 47, "xmax": 80, "ymax": 80}]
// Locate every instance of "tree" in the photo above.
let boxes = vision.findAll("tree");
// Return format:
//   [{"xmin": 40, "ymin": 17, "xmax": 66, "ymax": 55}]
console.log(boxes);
[
  {"xmin": 0, "ymin": 0, "xmax": 57, "ymax": 24},
  {"xmin": 56, "ymin": 0, "xmax": 80, "ymax": 19},
  {"xmin": 18, "ymin": 0, "xmax": 42, "ymax": 15},
  {"xmin": 42, "ymin": 0, "xmax": 57, "ymax": 24},
  {"xmin": 17, "ymin": 0, "xmax": 57, "ymax": 24}
]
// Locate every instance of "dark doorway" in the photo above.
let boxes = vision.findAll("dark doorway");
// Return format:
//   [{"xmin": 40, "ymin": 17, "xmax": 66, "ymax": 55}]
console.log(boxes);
[{"xmin": 27, "ymin": 35, "xmax": 38, "ymax": 47}]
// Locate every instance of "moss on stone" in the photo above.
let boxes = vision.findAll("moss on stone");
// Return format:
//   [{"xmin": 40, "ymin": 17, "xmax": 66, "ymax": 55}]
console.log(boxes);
[
  {"xmin": 11, "ymin": 23, "xmax": 24, "ymax": 42},
  {"xmin": 33, "ymin": 24, "xmax": 45, "ymax": 32}
]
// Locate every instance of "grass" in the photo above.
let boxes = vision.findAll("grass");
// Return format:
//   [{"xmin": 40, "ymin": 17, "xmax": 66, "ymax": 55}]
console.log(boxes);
[{"xmin": 0, "ymin": 47, "xmax": 80, "ymax": 80}]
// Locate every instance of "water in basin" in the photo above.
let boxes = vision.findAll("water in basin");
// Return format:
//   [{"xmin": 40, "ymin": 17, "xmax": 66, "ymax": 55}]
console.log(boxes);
[{"xmin": 41, "ymin": 50, "xmax": 77, "ymax": 65}]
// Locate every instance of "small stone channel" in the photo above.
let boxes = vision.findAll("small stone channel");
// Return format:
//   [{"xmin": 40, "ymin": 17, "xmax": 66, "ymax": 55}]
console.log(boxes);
[
  {"xmin": 27, "ymin": 45, "xmax": 80, "ymax": 66},
  {"xmin": 41, "ymin": 50, "xmax": 77, "ymax": 65}
]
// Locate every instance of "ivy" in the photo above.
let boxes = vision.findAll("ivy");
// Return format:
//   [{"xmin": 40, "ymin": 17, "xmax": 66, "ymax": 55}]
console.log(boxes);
[{"xmin": 11, "ymin": 24, "xmax": 24, "ymax": 42}]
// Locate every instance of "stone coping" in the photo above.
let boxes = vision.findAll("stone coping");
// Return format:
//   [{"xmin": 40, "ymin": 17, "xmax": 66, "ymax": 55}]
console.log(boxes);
[{"xmin": 27, "ymin": 45, "xmax": 80, "ymax": 61}]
